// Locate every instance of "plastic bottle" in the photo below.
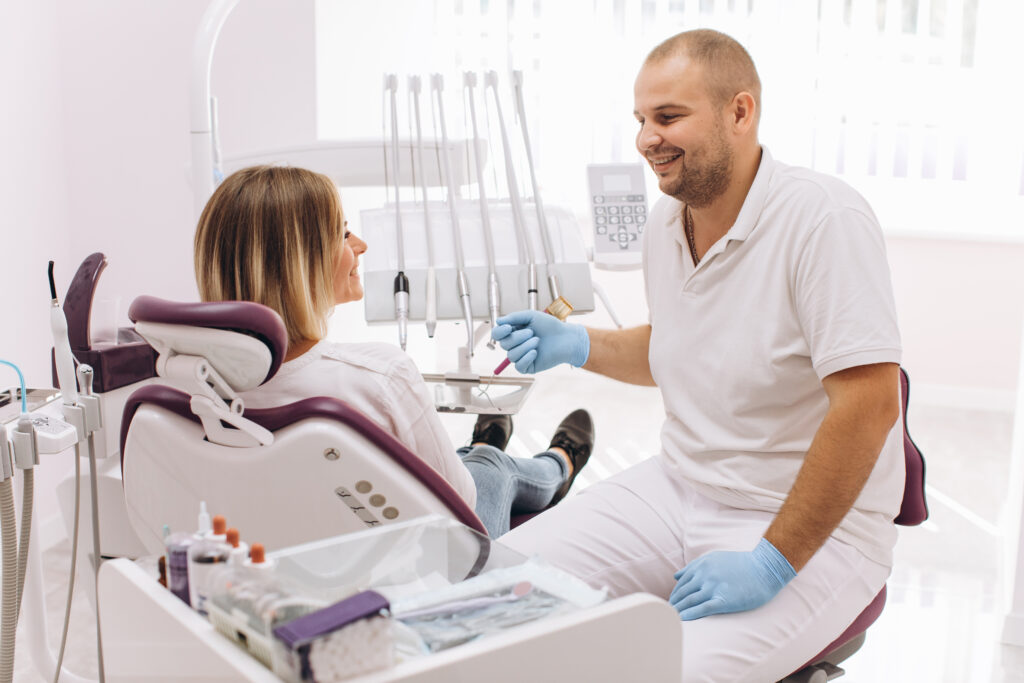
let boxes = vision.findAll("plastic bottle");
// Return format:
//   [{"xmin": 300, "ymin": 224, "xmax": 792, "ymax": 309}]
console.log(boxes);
[
  {"xmin": 225, "ymin": 527, "xmax": 249, "ymax": 565},
  {"xmin": 188, "ymin": 515, "xmax": 232, "ymax": 615},
  {"xmin": 164, "ymin": 502, "xmax": 212, "ymax": 604}
]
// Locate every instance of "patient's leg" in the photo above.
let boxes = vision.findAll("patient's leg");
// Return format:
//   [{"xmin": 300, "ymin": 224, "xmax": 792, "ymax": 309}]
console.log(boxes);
[{"xmin": 459, "ymin": 444, "xmax": 567, "ymax": 537}]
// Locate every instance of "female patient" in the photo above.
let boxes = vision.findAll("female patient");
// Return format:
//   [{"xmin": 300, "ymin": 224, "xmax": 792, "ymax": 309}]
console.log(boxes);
[{"xmin": 193, "ymin": 165, "xmax": 593, "ymax": 537}]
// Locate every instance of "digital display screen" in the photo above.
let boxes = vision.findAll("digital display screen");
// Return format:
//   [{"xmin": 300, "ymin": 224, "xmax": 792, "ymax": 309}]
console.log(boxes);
[{"xmin": 602, "ymin": 174, "xmax": 632, "ymax": 193}]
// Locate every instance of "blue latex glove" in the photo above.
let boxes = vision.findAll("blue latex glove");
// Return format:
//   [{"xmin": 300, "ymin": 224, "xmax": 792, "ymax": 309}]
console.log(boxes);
[
  {"xmin": 669, "ymin": 538, "xmax": 796, "ymax": 621},
  {"xmin": 491, "ymin": 310, "xmax": 590, "ymax": 374}
]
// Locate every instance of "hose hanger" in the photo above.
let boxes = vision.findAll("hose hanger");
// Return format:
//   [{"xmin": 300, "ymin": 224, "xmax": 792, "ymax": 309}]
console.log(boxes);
[
  {"xmin": 511, "ymin": 70, "xmax": 561, "ymax": 302},
  {"xmin": 463, "ymin": 71, "xmax": 501, "ymax": 337},
  {"xmin": 384, "ymin": 74, "xmax": 410, "ymax": 351},
  {"xmin": 485, "ymin": 70, "xmax": 537, "ymax": 311},
  {"xmin": 430, "ymin": 73, "xmax": 475, "ymax": 354},
  {"xmin": 408, "ymin": 76, "xmax": 438, "ymax": 338}
]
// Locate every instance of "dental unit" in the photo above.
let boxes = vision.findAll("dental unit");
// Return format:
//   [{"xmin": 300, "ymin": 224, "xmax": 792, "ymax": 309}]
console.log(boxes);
[
  {"xmin": 407, "ymin": 75, "xmax": 438, "ymax": 339},
  {"xmin": 463, "ymin": 71, "xmax": 502, "ymax": 339},
  {"xmin": 431, "ymin": 73, "xmax": 476, "ymax": 354},
  {"xmin": 511, "ymin": 70, "xmax": 561, "ymax": 303},
  {"xmin": 485, "ymin": 70, "xmax": 538, "ymax": 313},
  {"xmin": 384, "ymin": 74, "xmax": 410, "ymax": 352}
]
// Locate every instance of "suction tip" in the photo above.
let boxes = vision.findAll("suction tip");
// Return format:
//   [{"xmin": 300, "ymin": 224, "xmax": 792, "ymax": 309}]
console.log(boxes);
[{"xmin": 48, "ymin": 261, "xmax": 57, "ymax": 300}]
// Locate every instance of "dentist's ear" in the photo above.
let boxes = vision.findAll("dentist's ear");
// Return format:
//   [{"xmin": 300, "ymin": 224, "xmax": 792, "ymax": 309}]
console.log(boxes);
[{"xmin": 729, "ymin": 91, "xmax": 757, "ymax": 133}]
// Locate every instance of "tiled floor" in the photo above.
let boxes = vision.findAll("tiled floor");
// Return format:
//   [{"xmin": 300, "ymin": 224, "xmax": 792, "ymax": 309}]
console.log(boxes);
[{"xmin": 11, "ymin": 367, "xmax": 1024, "ymax": 681}]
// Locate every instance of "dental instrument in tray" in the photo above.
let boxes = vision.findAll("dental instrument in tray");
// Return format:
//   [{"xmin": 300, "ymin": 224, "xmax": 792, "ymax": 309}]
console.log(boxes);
[
  {"xmin": 384, "ymin": 74, "xmax": 410, "ymax": 351},
  {"xmin": 408, "ymin": 75, "xmax": 438, "ymax": 338},
  {"xmin": 463, "ymin": 72, "xmax": 501, "ymax": 339},
  {"xmin": 485, "ymin": 70, "xmax": 537, "ymax": 312},
  {"xmin": 431, "ymin": 73, "xmax": 475, "ymax": 353},
  {"xmin": 511, "ymin": 70, "xmax": 561, "ymax": 303}
]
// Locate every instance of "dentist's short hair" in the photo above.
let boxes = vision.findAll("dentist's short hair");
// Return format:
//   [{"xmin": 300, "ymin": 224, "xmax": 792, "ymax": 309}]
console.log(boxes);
[
  {"xmin": 194, "ymin": 165, "xmax": 344, "ymax": 345},
  {"xmin": 646, "ymin": 29, "xmax": 761, "ymax": 117}
]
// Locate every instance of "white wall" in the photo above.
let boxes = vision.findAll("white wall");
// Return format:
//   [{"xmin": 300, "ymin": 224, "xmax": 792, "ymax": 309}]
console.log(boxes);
[
  {"xmin": 2, "ymin": 0, "xmax": 317, "ymax": 540},
  {"xmin": 888, "ymin": 237, "xmax": 1024, "ymax": 410},
  {"xmin": 1, "ymin": 0, "xmax": 72, "ymax": 388}
]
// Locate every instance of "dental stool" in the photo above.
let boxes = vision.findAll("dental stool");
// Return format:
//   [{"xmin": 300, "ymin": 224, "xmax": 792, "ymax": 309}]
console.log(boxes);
[
  {"xmin": 779, "ymin": 367, "xmax": 928, "ymax": 683},
  {"xmin": 119, "ymin": 296, "xmax": 487, "ymax": 556}
]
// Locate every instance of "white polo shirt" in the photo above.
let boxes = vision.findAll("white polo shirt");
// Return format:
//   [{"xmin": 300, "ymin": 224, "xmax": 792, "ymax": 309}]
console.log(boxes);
[{"xmin": 642, "ymin": 147, "xmax": 904, "ymax": 565}]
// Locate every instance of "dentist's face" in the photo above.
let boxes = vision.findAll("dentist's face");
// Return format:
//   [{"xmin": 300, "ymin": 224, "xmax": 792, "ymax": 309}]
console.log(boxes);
[
  {"xmin": 634, "ymin": 56, "xmax": 733, "ymax": 208},
  {"xmin": 333, "ymin": 223, "xmax": 367, "ymax": 305}
]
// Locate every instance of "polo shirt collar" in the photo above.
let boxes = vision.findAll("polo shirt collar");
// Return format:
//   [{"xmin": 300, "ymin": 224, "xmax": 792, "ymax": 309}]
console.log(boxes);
[
  {"xmin": 723, "ymin": 145, "xmax": 775, "ymax": 243},
  {"xmin": 669, "ymin": 146, "xmax": 776, "ymax": 260}
]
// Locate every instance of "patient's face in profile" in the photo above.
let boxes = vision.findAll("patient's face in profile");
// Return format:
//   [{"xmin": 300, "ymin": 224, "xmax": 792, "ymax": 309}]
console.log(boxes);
[{"xmin": 333, "ymin": 220, "xmax": 367, "ymax": 305}]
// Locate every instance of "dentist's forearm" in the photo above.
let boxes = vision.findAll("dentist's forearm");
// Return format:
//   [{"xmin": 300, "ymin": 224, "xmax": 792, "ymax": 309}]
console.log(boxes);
[{"xmin": 582, "ymin": 325, "xmax": 656, "ymax": 386}]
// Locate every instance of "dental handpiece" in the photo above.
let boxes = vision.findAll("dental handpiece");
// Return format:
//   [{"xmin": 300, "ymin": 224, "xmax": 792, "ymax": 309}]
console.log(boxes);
[
  {"xmin": 386, "ymin": 74, "xmax": 409, "ymax": 351},
  {"xmin": 48, "ymin": 261, "xmax": 78, "ymax": 406},
  {"xmin": 492, "ymin": 295, "xmax": 573, "ymax": 376}
]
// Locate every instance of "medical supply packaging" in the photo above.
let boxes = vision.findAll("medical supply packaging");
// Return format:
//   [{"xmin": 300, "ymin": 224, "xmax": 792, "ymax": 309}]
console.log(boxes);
[{"xmin": 205, "ymin": 515, "xmax": 606, "ymax": 683}]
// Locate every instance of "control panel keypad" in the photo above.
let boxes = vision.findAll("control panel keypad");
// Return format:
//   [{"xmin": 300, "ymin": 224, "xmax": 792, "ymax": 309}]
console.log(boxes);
[{"xmin": 592, "ymin": 194, "xmax": 647, "ymax": 250}]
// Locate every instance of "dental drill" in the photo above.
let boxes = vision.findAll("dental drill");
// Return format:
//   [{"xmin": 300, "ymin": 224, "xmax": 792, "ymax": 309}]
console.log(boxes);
[
  {"xmin": 385, "ymin": 75, "xmax": 410, "ymax": 351},
  {"xmin": 430, "ymin": 73, "xmax": 475, "ymax": 353},
  {"xmin": 485, "ymin": 70, "xmax": 537, "ymax": 312},
  {"xmin": 463, "ymin": 72, "xmax": 501, "ymax": 339},
  {"xmin": 408, "ymin": 75, "xmax": 438, "ymax": 338},
  {"xmin": 511, "ymin": 70, "xmax": 561, "ymax": 302}
]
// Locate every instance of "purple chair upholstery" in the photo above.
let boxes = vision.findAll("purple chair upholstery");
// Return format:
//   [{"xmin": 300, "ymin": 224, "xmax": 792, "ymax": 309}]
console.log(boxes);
[{"xmin": 790, "ymin": 366, "xmax": 927, "ymax": 677}]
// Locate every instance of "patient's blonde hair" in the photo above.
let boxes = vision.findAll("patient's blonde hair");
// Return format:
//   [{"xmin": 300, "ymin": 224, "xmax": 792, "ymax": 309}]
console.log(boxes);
[{"xmin": 194, "ymin": 165, "xmax": 345, "ymax": 345}]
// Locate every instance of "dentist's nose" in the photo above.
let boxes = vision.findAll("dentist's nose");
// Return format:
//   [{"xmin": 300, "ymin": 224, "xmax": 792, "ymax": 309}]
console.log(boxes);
[{"xmin": 636, "ymin": 122, "xmax": 661, "ymax": 155}]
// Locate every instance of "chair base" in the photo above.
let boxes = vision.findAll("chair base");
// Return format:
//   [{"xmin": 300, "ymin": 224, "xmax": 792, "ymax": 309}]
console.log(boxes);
[{"xmin": 778, "ymin": 633, "xmax": 864, "ymax": 683}]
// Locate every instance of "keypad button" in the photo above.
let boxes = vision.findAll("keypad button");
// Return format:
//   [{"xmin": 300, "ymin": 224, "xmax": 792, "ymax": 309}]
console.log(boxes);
[
  {"xmin": 610, "ymin": 216, "xmax": 620, "ymax": 224},
  {"xmin": 596, "ymin": 216, "xmax": 606, "ymax": 224},
  {"xmin": 623, "ymin": 215, "xmax": 634, "ymax": 224},
  {"xmin": 596, "ymin": 225, "xmax": 607, "ymax": 234},
  {"xmin": 636, "ymin": 215, "xmax": 646, "ymax": 225},
  {"xmin": 608, "ymin": 206, "xmax": 620, "ymax": 215},
  {"xmin": 594, "ymin": 195, "xmax": 605, "ymax": 204},
  {"xmin": 622, "ymin": 205, "xmax": 633, "ymax": 214},
  {"xmin": 596, "ymin": 206, "xmax": 606, "ymax": 215},
  {"xmin": 637, "ymin": 205, "xmax": 647, "ymax": 214}
]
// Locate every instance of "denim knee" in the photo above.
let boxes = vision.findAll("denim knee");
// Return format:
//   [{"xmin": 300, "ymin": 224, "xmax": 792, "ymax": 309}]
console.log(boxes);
[{"xmin": 460, "ymin": 444, "xmax": 515, "ymax": 474}]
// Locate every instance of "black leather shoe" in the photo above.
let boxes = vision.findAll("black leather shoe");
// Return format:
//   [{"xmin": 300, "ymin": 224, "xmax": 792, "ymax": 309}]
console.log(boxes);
[
  {"xmin": 548, "ymin": 409, "xmax": 594, "ymax": 505},
  {"xmin": 471, "ymin": 413, "xmax": 513, "ymax": 451}
]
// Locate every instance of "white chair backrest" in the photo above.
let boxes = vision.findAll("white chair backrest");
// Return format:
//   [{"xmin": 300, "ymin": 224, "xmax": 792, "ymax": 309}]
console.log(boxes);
[{"xmin": 122, "ymin": 389, "xmax": 486, "ymax": 556}]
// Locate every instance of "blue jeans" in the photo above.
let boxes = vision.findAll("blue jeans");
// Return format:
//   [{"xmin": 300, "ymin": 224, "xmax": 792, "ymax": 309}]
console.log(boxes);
[{"xmin": 457, "ymin": 444, "xmax": 568, "ymax": 538}]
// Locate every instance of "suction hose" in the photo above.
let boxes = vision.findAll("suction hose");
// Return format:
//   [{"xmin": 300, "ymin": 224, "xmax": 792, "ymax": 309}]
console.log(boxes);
[{"xmin": 1, "ymin": 478, "xmax": 18, "ymax": 683}]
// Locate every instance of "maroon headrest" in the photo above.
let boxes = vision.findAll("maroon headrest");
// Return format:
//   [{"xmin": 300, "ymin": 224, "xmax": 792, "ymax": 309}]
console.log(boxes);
[
  {"xmin": 127, "ymin": 296, "xmax": 288, "ymax": 384},
  {"xmin": 119, "ymin": 384, "xmax": 487, "ymax": 537},
  {"xmin": 895, "ymin": 367, "xmax": 928, "ymax": 526}
]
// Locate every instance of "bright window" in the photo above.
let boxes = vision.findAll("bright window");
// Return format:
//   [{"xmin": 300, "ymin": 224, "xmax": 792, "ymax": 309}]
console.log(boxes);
[{"xmin": 316, "ymin": 0, "xmax": 1024, "ymax": 239}]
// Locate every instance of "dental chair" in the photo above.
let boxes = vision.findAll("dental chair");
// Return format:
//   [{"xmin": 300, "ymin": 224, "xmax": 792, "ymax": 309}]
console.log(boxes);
[
  {"xmin": 780, "ymin": 366, "xmax": 928, "ymax": 683},
  {"xmin": 119, "ymin": 296, "xmax": 487, "ymax": 557}
]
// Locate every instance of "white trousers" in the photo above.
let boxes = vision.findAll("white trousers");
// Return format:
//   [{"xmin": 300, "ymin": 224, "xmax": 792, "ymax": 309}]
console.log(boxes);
[{"xmin": 499, "ymin": 456, "xmax": 891, "ymax": 683}]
